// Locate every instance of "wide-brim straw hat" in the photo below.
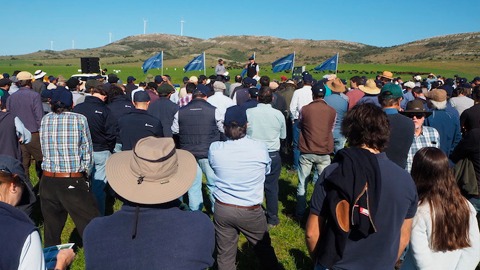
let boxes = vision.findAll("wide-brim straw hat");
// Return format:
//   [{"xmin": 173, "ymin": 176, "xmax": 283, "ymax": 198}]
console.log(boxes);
[
  {"xmin": 359, "ymin": 79, "xmax": 380, "ymax": 95},
  {"xmin": 326, "ymin": 78, "xmax": 346, "ymax": 93},
  {"xmin": 106, "ymin": 137, "xmax": 196, "ymax": 205},
  {"xmin": 380, "ymin": 71, "xmax": 393, "ymax": 80}
]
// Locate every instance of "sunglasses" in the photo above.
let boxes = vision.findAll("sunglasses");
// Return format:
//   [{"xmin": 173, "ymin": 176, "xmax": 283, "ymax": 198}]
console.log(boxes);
[{"xmin": 407, "ymin": 113, "xmax": 425, "ymax": 119}]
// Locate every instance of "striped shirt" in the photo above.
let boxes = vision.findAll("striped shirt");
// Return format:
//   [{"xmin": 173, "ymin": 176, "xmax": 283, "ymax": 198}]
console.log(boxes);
[
  {"xmin": 406, "ymin": 126, "xmax": 440, "ymax": 172},
  {"xmin": 40, "ymin": 111, "xmax": 93, "ymax": 174}
]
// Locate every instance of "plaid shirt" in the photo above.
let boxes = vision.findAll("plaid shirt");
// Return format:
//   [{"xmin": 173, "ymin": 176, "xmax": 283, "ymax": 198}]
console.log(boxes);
[
  {"xmin": 40, "ymin": 111, "xmax": 93, "ymax": 174},
  {"xmin": 178, "ymin": 94, "xmax": 192, "ymax": 108},
  {"xmin": 406, "ymin": 126, "xmax": 440, "ymax": 172}
]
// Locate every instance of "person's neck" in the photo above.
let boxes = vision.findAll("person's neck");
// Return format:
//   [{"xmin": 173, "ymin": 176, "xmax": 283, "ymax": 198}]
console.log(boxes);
[
  {"xmin": 414, "ymin": 126, "xmax": 422, "ymax": 137},
  {"xmin": 361, "ymin": 145, "xmax": 380, "ymax": 154}
]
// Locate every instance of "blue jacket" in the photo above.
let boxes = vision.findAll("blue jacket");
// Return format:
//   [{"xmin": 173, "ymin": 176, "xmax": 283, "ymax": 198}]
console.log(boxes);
[
  {"xmin": 73, "ymin": 96, "xmax": 117, "ymax": 152},
  {"xmin": 147, "ymin": 97, "xmax": 179, "ymax": 137},
  {"xmin": 425, "ymin": 109, "xmax": 461, "ymax": 156},
  {"xmin": 118, "ymin": 109, "xmax": 163, "ymax": 151},
  {"xmin": 84, "ymin": 203, "xmax": 215, "ymax": 270}
]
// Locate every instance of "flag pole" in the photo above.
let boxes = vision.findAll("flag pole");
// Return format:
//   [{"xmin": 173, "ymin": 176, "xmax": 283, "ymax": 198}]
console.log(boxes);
[
  {"xmin": 292, "ymin": 51, "xmax": 295, "ymax": 74},
  {"xmin": 161, "ymin": 51, "xmax": 164, "ymax": 76},
  {"xmin": 203, "ymin": 51, "xmax": 206, "ymax": 76},
  {"xmin": 335, "ymin": 52, "xmax": 339, "ymax": 75}
]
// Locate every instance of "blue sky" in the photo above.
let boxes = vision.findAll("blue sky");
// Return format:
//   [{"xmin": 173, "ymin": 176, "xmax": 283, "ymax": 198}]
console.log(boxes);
[{"xmin": 3, "ymin": 0, "xmax": 479, "ymax": 56}]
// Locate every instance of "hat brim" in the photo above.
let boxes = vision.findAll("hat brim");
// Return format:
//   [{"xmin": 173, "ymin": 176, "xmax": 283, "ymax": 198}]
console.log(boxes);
[
  {"xmin": 34, "ymin": 72, "xmax": 46, "ymax": 80},
  {"xmin": 326, "ymin": 81, "xmax": 345, "ymax": 93},
  {"xmin": 106, "ymin": 149, "xmax": 197, "ymax": 205},
  {"xmin": 399, "ymin": 111, "xmax": 432, "ymax": 118},
  {"xmin": 359, "ymin": 85, "xmax": 380, "ymax": 95},
  {"xmin": 380, "ymin": 75, "xmax": 393, "ymax": 80}
]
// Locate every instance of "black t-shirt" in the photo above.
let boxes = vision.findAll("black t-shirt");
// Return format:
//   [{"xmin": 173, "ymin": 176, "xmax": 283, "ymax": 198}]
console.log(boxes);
[{"xmin": 311, "ymin": 152, "xmax": 418, "ymax": 270}]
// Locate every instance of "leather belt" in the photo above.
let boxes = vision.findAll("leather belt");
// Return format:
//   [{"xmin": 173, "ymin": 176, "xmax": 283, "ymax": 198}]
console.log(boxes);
[
  {"xmin": 43, "ymin": 171, "xmax": 84, "ymax": 178},
  {"xmin": 216, "ymin": 200, "xmax": 261, "ymax": 210}
]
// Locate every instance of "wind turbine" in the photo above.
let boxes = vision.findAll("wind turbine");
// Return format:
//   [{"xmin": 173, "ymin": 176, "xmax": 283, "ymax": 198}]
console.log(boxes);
[
  {"xmin": 50, "ymin": 41, "xmax": 54, "ymax": 50},
  {"xmin": 143, "ymin": 19, "xmax": 147, "ymax": 35},
  {"xmin": 180, "ymin": 18, "xmax": 185, "ymax": 36},
  {"xmin": 109, "ymin": 32, "xmax": 112, "ymax": 43}
]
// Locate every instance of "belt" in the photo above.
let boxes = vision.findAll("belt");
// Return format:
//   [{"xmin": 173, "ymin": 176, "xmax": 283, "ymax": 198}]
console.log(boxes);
[
  {"xmin": 43, "ymin": 171, "xmax": 84, "ymax": 178},
  {"xmin": 216, "ymin": 200, "xmax": 261, "ymax": 210}
]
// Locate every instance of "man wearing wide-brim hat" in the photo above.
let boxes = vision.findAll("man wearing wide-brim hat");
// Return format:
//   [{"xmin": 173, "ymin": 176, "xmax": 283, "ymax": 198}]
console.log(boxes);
[
  {"xmin": 379, "ymin": 71, "xmax": 393, "ymax": 85},
  {"xmin": 400, "ymin": 99, "xmax": 440, "ymax": 172},
  {"xmin": 357, "ymin": 79, "xmax": 381, "ymax": 107},
  {"xmin": 423, "ymin": 88, "xmax": 462, "ymax": 156},
  {"xmin": 325, "ymin": 78, "xmax": 348, "ymax": 153},
  {"xmin": 83, "ymin": 137, "xmax": 215, "ymax": 269}
]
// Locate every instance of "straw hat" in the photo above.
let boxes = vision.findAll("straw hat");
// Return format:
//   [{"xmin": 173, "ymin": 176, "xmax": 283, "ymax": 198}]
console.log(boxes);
[
  {"xmin": 106, "ymin": 137, "xmax": 196, "ymax": 204},
  {"xmin": 326, "ymin": 78, "xmax": 346, "ymax": 93},
  {"xmin": 359, "ymin": 79, "xmax": 380, "ymax": 95},
  {"xmin": 380, "ymin": 71, "xmax": 393, "ymax": 80}
]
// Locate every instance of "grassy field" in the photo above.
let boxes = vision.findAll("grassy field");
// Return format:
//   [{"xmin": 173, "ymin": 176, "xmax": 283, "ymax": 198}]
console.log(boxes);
[
  {"xmin": 30, "ymin": 165, "xmax": 316, "ymax": 270},
  {"xmin": 0, "ymin": 59, "xmax": 478, "ymax": 86}
]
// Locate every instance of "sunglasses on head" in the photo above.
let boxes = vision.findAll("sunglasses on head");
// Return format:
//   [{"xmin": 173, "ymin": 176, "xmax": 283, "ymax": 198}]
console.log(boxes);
[{"xmin": 407, "ymin": 113, "xmax": 425, "ymax": 119}]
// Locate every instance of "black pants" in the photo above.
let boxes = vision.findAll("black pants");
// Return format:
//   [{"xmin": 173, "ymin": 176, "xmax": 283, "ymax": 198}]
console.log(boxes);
[{"xmin": 39, "ymin": 175, "xmax": 100, "ymax": 247}]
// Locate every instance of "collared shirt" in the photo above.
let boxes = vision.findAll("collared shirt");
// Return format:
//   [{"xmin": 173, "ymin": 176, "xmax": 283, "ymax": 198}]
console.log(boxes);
[
  {"xmin": 246, "ymin": 103, "xmax": 286, "ymax": 152},
  {"xmin": 289, "ymin": 85, "xmax": 313, "ymax": 120},
  {"xmin": 207, "ymin": 92, "xmax": 235, "ymax": 118},
  {"xmin": 406, "ymin": 126, "xmax": 440, "ymax": 172},
  {"xmin": 178, "ymin": 94, "xmax": 192, "ymax": 108},
  {"xmin": 209, "ymin": 137, "xmax": 271, "ymax": 206},
  {"xmin": 6, "ymin": 87, "xmax": 44, "ymax": 132},
  {"xmin": 40, "ymin": 111, "xmax": 93, "ymax": 174}
]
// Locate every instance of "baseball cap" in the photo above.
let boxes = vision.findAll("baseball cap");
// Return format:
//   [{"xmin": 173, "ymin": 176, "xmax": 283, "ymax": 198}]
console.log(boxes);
[
  {"xmin": 133, "ymin": 90, "xmax": 150, "ymax": 102},
  {"xmin": 224, "ymin": 105, "xmax": 247, "ymax": 126},
  {"xmin": 311, "ymin": 82, "xmax": 326, "ymax": 97},
  {"xmin": 380, "ymin": 83, "xmax": 403, "ymax": 99},
  {"xmin": 127, "ymin": 76, "xmax": 136, "ymax": 82}
]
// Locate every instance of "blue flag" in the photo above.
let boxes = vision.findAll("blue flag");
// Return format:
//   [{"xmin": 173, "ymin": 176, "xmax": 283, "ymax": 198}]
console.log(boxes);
[
  {"xmin": 184, "ymin": 53, "xmax": 204, "ymax": 72},
  {"xmin": 314, "ymin": 54, "xmax": 338, "ymax": 71},
  {"xmin": 271, "ymin": 53, "xmax": 294, "ymax": 73},
  {"xmin": 142, "ymin": 52, "xmax": 163, "ymax": 74}
]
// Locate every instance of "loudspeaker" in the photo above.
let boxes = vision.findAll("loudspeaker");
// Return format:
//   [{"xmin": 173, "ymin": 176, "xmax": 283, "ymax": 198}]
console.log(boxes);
[
  {"xmin": 292, "ymin": 66, "xmax": 305, "ymax": 78},
  {"xmin": 81, "ymin": 57, "xmax": 100, "ymax": 73}
]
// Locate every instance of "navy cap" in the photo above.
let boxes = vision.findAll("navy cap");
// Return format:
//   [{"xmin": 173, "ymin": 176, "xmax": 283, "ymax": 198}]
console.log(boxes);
[
  {"xmin": 303, "ymin": 73, "xmax": 313, "ymax": 83},
  {"xmin": 311, "ymin": 82, "xmax": 326, "ymax": 97},
  {"xmin": 224, "ymin": 105, "xmax": 247, "ymax": 126},
  {"xmin": 248, "ymin": 87, "xmax": 259, "ymax": 98},
  {"xmin": 154, "ymin": 75, "xmax": 163, "ymax": 84},
  {"xmin": 248, "ymin": 56, "xmax": 254, "ymax": 60},
  {"xmin": 244, "ymin": 77, "xmax": 257, "ymax": 86},
  {"xmin": 0, "ymin": 154, "xmax": 36, "ymax": 207},
  {"xmin": 127, "ymin": 76, "xmax": 136, "ymax": 82},
  {"xmin": 133, "ymin": 90, "xmax": 150, "ymax": 102},
  {"xmin": 194, "ymin": 84, "xmax": 210, "ymax": 96},
  {"xmin": 66, "ymin": 77, "xmax": 80, "ymax": 89},
  {"xmin": 51, "ymin": 87, "xmax": 73, "ymax": 108}
]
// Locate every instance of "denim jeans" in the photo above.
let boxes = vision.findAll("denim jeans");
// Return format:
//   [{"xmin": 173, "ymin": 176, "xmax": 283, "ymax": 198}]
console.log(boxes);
[
  {"xmin": 296, "ymin": 153, "xmax": 331, "ymax": 218},
  {"xmin": 187, "ymin": 158, "xmax": 217, "ymax": 212},
  {"xmin": 333, "ymin": 134, "xmax": 346, "ymax": 154},
  {"xmin": 292, "ymin": 120, "xmax": 301, "ymax": 170},
  {"xmin": 91, "ymin": 150, "xmax": 111, "ymax": 216}
]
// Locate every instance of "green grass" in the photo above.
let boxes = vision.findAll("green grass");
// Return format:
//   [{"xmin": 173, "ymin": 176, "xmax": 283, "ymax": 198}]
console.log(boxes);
[
  {"xmin": 1, "ymin": 60, "xmax": 477, "ymax": 86},
  {"xmin": 29, "ymin": 164, "xmax": 317, "ymax": 269}
]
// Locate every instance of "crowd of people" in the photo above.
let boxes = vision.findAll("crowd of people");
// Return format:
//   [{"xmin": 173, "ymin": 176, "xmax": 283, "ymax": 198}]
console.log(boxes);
[{"xmin": 0, "ymin": 60, "xmax": 480, "ymax": 269}]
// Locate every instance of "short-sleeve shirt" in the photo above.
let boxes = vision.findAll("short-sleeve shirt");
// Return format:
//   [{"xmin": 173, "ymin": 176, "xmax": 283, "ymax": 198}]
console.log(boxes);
[{"xmin": 310, "ymin": 152, "xmax": 418, "ymax": 270}]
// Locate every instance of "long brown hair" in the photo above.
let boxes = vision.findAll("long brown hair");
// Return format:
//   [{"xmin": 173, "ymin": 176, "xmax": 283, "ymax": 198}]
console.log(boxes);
[{"xmin": 411, "ymin": 147, "xmax": 471, "ymax": 251}]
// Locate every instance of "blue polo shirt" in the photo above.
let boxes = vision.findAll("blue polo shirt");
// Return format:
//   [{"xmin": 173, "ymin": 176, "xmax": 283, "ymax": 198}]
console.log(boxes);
[{"xmin": 209, "ymin": 137, "xmax": 271, "ymax": 206}]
